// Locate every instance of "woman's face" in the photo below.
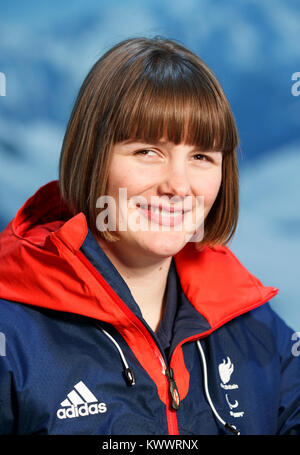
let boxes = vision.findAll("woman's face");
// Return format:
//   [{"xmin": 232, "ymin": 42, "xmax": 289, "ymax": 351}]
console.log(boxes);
[{"xmin": 99, "ymin": 138, "xmax": 222, "ymax": 261}]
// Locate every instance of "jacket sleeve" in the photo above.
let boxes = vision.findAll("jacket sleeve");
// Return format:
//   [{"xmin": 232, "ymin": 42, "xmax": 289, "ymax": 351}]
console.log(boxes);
[{"xmin": 273, "ymin": 307, "xmax": 300, "ymax": 434}]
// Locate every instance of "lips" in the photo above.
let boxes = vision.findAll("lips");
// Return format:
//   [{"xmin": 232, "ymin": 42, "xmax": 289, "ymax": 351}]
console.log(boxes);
[
  {"xmin": 136, "ymin": 203, "xmax": 192, "ymax": 227},
  {"xmin": 137, "ymin": 203, "xmax": 192, "ymax": 214}
]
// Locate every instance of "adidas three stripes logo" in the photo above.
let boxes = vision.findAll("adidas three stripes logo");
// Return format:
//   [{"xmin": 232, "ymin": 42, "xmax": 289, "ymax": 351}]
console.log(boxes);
[{"xmin": 56, "ymin": 381, "xmax": 107, "ymax": 419}]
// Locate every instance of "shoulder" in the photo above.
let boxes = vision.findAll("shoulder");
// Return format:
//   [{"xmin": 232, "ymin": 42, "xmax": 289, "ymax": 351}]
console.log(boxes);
[
  {"xmin": 0, "ymin": 298, "xmax": 37, "ymax": 336},
  {"xmin": 248, "ymin": 302, "xmax": 295, "ymax": 336},
  {"xmin": 0, "ymin": 299, "xmax": 91, "ymax": 358},
  {"xmin": 235, "ymin": 302, "xmax": 296, "ymax": 358},
  {"xmin": 0, "ymin": 298, "xmax": 53, "ymax": 334}
]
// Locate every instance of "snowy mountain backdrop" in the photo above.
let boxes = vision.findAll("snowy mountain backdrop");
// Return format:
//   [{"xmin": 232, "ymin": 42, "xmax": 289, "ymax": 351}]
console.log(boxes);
[{"xmin": 0, "ymin": 0, "xmax": 299, "ymax": 329}]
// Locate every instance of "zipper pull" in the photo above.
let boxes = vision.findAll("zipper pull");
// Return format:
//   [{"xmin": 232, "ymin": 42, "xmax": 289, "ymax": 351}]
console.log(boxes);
[
  {"xmin": 124, "ymin": 367, "xmax": 136, "ymax": 386},
  {"xmin": 165, "ymin": 367, "xmax": 180, "ymax": 410}
]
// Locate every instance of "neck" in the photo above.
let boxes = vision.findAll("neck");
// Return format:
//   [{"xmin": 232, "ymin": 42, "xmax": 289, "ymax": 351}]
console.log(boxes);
[{"xmin": 97, "ymin": 239, "xmax": 172, "ymax": 332}]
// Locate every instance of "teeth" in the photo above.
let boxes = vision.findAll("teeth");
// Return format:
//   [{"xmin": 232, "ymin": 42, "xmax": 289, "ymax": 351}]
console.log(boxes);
[
  {"xmin": 140, "ymin": 205, "xmax": 182, "ymax": 215},
  {"xmin": 158, "ymin": 209, "xmax": 181, "ymax": 216},
  {"xmin": 154, "ymin": 207, "xmax": 161, "ymax": 214}
]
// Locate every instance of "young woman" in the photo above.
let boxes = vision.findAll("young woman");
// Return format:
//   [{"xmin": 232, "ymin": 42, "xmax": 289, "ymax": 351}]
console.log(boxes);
[{"xmin": 0, "ymin": 36, "xmax": 299, "ymax": 436}]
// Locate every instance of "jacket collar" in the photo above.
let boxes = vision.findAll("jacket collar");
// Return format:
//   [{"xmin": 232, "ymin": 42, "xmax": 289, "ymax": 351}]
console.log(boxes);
[{"xmin": 0, "ymin": 180, "xmax": 279, "ymax": 333}]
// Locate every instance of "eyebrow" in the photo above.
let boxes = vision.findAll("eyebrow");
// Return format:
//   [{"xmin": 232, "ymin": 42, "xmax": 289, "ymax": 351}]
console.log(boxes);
[{"xmin": 122, "ymin": 139, "xmax": 220, "ymax": 153}]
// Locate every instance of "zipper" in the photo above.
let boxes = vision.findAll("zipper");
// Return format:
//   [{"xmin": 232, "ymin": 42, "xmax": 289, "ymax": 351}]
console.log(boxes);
[
  {"xmin": 152, "ymin": 341, "xmax": 180, "ymax": 410},
  {"xmin": 154, "ymin": 346, "xmax": 180, "ymax": 434},
  {"xmin": 74, "ymin": 248, "xmax": 180, "ymax": 435},
  {"xmin": 145, "ymin": 332, "xmax": 180, "ymax": 433},
  {"xmin": 152, "ymin": 344, "xmax": 180, "ymax": 433},
  {"xmin": 165, "ymin": 367, "xmax": 180, "ymax": 410}
]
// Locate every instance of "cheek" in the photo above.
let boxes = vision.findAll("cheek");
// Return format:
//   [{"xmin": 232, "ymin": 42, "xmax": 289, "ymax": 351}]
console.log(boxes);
[
  {"xmin": 107, "ymin": 163, "xmax": 152, "ymax": 199},
  {"xmin": 106, "ymin": 168, "xmax": 130, "ymax": 197},
  {"xmin": 195, "ymin": 172, "xmax": 222, "ymax": 208},
  {"xmin": 107, "ymin": 159, "xmax": 128, "ymax": 192}
]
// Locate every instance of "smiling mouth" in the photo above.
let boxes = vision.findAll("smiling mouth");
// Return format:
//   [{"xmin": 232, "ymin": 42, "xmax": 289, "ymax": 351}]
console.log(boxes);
[
  {"xmin": 136, "ymin": 204, "xmax": 192, "ymax": 227},
  {"xmin": 136, "ymin": 203, "xmax": 192, "ymax": 215}
]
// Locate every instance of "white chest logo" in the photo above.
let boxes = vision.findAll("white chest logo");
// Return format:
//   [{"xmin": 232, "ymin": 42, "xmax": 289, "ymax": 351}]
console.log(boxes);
[
  {"xmin": 218, "ymin": 357, "xmax": 244, "ymax": 418},
  {"xmin": 218, "ymin": 357, "xmax": 234, "ymax": 385},
  {"xmin": 56, "ymin": 381, "xmax": 107, "ymax": 420}
]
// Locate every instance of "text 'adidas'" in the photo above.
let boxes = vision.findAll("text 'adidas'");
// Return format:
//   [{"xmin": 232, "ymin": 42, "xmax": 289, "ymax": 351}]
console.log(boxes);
[{"xmin": 56, "ymin": 380, "xmax": 107, "ymax": 419}]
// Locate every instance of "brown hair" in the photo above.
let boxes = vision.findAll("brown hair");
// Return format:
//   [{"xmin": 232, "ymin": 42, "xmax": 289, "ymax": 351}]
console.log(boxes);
[{"xmin": 59, "ymin": 36, "xmax": 239, "ymax": 249}]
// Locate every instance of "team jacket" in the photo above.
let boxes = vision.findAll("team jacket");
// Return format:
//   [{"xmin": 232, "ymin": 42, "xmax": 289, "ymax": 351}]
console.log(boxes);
[{"xmin": 0, "ymin": 180, "xmax": 299, "ymax": 435}]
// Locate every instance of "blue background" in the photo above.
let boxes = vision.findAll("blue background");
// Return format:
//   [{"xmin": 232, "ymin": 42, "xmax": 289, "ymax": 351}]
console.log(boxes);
[{"xmin": 0, "ymin": 0, "xmax": 299, "ymax": 329}]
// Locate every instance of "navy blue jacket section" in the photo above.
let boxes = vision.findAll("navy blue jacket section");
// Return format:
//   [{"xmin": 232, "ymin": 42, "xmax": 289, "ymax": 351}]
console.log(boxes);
[{"xmin": 0, "ymin": 230, "xmax": 300, "ymax": 434}]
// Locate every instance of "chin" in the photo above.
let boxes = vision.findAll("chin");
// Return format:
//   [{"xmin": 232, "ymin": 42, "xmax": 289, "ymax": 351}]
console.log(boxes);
[{"xmin": 141, "ymin": 231, "xmax": 188, "ymax": 258}]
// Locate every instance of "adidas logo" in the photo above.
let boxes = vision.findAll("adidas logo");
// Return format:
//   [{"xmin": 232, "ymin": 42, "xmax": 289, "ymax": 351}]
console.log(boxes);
[{"xmin": 56, "ymin": 381, "xmax": 107, "ymax": 419}]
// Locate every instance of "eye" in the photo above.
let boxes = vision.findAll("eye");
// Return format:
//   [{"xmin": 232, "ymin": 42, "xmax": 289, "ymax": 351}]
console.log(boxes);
[
  {"xmin": 193, "ymin": 153, "xmax": 211, "ymax": 162},
  {"xmin": 134, "ymin": 149, "xmax": 157, "ymax": 157}
]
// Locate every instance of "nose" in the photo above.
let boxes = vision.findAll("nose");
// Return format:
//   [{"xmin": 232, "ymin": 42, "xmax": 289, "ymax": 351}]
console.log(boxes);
[{"xmin": 157, "ymin": 161, "xmax": 192, "ymax": 200}]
